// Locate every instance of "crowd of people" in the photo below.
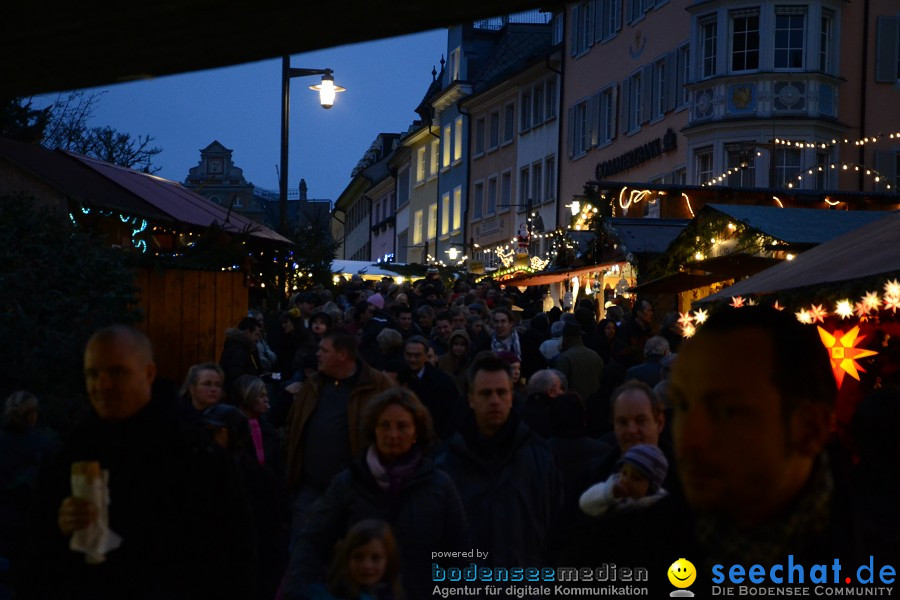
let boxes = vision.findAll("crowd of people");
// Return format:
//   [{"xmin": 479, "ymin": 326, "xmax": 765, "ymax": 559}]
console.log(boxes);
[{"xmin": 1, "ymin": 271, "xmax": 898, "ymax": 599}]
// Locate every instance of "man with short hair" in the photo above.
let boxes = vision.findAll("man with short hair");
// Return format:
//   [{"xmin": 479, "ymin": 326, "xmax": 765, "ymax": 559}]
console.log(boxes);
[
  {"xmin": 393, "ymin": 305, "xmax": 422, "ymax": 340},
  {"xmin": 430, "ymin": 312, "xmax": 453, "ymax": 356},
  {"xmin": 624, "ymin": 335, "xmax": 670, "ymax": 387},
  {"xmin": 403, "ymin": 335, "xmax": 461, "ymax": 440},
  {"xmin": 220, "ymin": 316, "xmax": 263, "ymax": 397},
  {"xmin": 490, "ymin": 307, "xmax": 521, "ymax": 359},
  {"xmin": 566, "ymin": 307, "xmax": 900, "ymax": 591},
  {"xmin": 438, "ymin": 354, "xmax": 562, "ymax": 567},
  {"xmin": 553, "ymin": 323, "xmax": 604, "ymax": 402},
  {"xmin": 21, "ymin": 326, "xmax": 254, "ymax": 599},
  {"xmin": 284, "ymin": 330, "xmax": 391, "ymax": 536},
  {"xmin": 614, "ymin": 299, "xmax": 655, "ymax": 367}
]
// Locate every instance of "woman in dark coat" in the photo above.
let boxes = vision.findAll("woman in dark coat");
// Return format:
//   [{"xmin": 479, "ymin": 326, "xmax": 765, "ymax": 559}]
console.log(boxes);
[{"xmin": 283, "ymin": 388, "xmax": 470, "ymax": 600}]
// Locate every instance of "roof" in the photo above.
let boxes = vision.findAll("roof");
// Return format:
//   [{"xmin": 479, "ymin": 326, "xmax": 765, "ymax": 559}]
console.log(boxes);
[
  {"xmin": 702, "ymin": 210, "xmax": 900, "ymax": 300},
  {"xmin": 0, "ymin": 138, "xmax": 289, "ymax": 243},
  {"xmin": 702, "ymin": 204, "xmax": 888, "ymax": 245},
  {"xmin": 608, "ymin": 218, "xmax": 690, "ymax": 254},
  {"xmin": 471, "ymin": 24, "xmax": 553, "ymax": 91}
]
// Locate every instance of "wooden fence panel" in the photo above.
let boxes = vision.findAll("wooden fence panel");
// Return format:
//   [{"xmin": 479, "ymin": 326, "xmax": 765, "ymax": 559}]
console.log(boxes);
[{"xmin": 134, "ymin": 267, "xmax": 248, "ymax": 387}]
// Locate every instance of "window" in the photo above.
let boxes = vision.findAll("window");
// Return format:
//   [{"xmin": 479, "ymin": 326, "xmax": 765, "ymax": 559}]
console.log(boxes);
[
  {"xmin": 416, "ymin": 147, "xmax": 426, "ymax": 183},
  {"xmin": 475, "ymin": 118, "xmax": 485, "ymax": 156},
  {"xmin": 430, "ymin": 139, "xmax": 439, "ymax": 177},
  {"xmin": 501, "ymin": 171, "xmax": 512, "ymax": 212},
  {"xmin": 454, "ymin": 117, "xmax": 463, "ymax": 162},
  {"xmin": 521, "ymin": 90, "xmax": 532, "ymax": 131},
  {"xmin": 449, "ymin": 47, "xmax": 461, "ymax": 81},
  {"xmin": 232, "ymin": 195, "xmax": 242, "ymax": 207},
  {"xmin": 428, "ymin": 204, "xmax": 437, "ymax": 239},
  {"xmin": 775, "ymin": 8, "xmax": 805, "ymax": 70},
  {"xmin": 596, "ymin": 0, "xmax": 622, "ymax": 42},
  {"xmin": 519, "ymin": 167, "xmax": 530, "ymax": 213},
  {"xmin": 503, "ymin": 103, "xmax": 515, "ymax": 143},
  {"xmin": 441, "ymin": 192, "xmax": 450, "ymax": 235},
  {"xmin": 546, "ymin": 78, "xmax": 557, "ymax": 119},
  {"xmin": 544, "ymin": 156, "xmax": 556, "ymax": 202},
  {"xmin": 701, "ymin": 17, "xmax": 718, "ymax": 78},
  {"xmin": 413, "ymin": 210, "xmax": 424, "ymax": 244},
  {"xmin": 573, "ymin": 99, "xmax": 590, "ymax": 155},
  {"xmin": 820, "ymin": 11, "xmax": 833, "ymax": 73},
  {"xmin": 452, "ymin": 186, "xmax": 462, "ymax": 232},
  {"xmin": 490, "ymin": 111, "xmax": 500, "ymax": 149},
  {"xmin": 677, "ymin": 44, "xmax": 690, "ymax": 106},
  {"xmin": 731, "ymin": 11, "xmax": 759, "ymax": 72},
  {"xmin": 599, "ymin": 84, "xmax": 617, "ymax": 144},
  {"xmin": 552, "ymin": 11, "xmax": 564, "ymax": 45},
  {"xmin": 487, "ymin": 176, "xmax": 498, "ymax": 215},
  {"xmin": 652, "ymin": 58, "xmax": 666, "ymax": 118},
  {"xmin": 531, "ymin": 162, "xmax": 542, "ymax": 206},
  {"xmin": 627, "ymin": 0, "xmax": 644, "ymax": 24},
  {"xmin": 775, "ymin": 148, "xmax": 801, "ymax": 187},
  {"xmin": 442, "ymin": 126, "xmax": 451, "ymax": 168},
  {"xmin": 726, "ymin": 144, "xmax": 756, "ymax": 187},
  {"xmin": 533, "ymin": 83, "xmax": 545, "ymax": 125},
  {"xmin": 695, "ymin": 146, "xmax": 713, "ymax": 185},
  {"xmin": 398, "ymin": 168, "xmax": 409, "ymax": 207},
  {"xmin": 875, "ymin": 16, "xmax": 900, "ymax": 82},
  {"xmin": 571, "ymin": 2, "xmax": 593, "ymax": 56},
  {"xmin": 675, "ymin": 167, "xmax": 687, "ymax": 185},
  {"xmin": 625, "ymin": 71, "xmax": 642, "ymax": 132},
  {"xmin": 473, "ymin": 181, "xmax": 484, "ymax": 220}
]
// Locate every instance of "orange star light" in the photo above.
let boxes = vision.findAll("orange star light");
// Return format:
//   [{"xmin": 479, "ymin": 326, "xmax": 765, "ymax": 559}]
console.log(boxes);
[{"xmin": 817, "ymin": 326, "xmax": 878, "ymax": 388}]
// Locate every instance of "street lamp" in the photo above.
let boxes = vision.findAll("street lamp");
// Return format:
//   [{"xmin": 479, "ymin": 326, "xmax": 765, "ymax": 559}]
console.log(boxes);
[{"xmin": 280, "ymin": 56, "xmax": 345, "ymax": 233}]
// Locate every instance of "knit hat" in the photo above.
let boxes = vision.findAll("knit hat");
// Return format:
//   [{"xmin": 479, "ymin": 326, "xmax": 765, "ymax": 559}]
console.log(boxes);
[
  {"xmin": 617, "ymin": 444, "xmax": 668, "ymax": 492},
  {"xmin": 367, "ymin": 293, "xmax": 385, "ymax": 309},
  {"xmin": 550, "ymin": 320, "xmax": 566, "ymax": 337}
]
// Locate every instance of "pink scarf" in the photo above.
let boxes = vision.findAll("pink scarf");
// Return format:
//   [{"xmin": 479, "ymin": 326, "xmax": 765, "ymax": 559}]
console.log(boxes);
[{"xmin": 248, "ymin": 418, "xmax": 265, "ymax": 466}]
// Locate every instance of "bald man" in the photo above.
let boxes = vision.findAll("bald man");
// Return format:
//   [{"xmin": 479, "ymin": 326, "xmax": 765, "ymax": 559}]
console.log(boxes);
[{"xmin": 20, "ymin": 326, "xmax": 254, "ymax": 600}]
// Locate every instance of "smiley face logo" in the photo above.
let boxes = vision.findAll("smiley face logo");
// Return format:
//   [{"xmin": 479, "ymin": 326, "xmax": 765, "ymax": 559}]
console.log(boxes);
[{"xmin": 668, "ymin": 558, "xmax": 696, "ymax": 589}]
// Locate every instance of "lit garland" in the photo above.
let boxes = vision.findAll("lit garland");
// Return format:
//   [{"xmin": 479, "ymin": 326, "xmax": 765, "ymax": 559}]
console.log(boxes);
[{"xmin": 701, "ymin": 161, "xmax": 894, "ymax": 192}]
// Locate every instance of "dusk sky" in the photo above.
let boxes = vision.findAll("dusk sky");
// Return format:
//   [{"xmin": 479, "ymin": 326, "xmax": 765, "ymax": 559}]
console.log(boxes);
[{"xmin": 35, "ymin": 28, "xmax": 449, "ymax": 204}]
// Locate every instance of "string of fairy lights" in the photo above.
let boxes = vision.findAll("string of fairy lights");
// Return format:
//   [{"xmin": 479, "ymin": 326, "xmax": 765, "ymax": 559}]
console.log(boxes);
[{"xmin": 700, "ymin": 131, "xmax": 900, "ymax": 191}]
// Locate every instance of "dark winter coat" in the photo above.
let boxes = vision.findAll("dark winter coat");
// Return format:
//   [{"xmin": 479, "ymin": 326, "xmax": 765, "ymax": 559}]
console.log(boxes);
[
  {"xmin": 220, "ymin": 328, "xmax": 262, "ymax": 398},
  {"xmin": 436, "ymin": 415, "xmax": 563, "ymax": 568},
  {"xmin": 18, "ymin": 394, "xmax": 255, "ymax": 600},
  {"xmin": 283, "ymin": 450, "xmax": 470, "ymax": 600}
]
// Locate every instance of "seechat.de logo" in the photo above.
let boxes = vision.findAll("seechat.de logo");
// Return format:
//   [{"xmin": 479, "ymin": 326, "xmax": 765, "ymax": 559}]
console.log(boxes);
[{"xmin": 668, "ymin": 558, "xmax": 697, "ymax": 597}]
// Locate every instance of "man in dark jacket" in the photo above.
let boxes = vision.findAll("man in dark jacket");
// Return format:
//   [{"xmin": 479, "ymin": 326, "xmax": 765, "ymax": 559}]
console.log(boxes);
[
  {"xmin": 284, "ymin": 330, "xmax": 391, "ymax": 538},
  {"xmin": 219, "ymin": 317, "xmax": 263, "ymax": 398},
  {"xmin": 438, "ymin": 354, "xmax": 563, "ymax": 568},
  {"xmin": 18, "ymin": 326, "xmax": 254, "ymax": 600},
  {"xmin": 565, "ymin": 307, "xmax": 900, "ymax": 594},
  {"xmin": 404, "ymin": 335, "xmax": 462, "ymax": 441}
]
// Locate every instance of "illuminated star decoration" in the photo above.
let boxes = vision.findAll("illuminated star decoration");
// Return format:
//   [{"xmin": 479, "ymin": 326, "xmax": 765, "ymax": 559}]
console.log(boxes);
[
  {"xmin": 682, "ymin": 323, "xmax": 696, "ymax": 338},
  {"xmin": 773, "ymin": 300, "xmax": 785, "ymax": 311},
  {"xmin": 885, "ymin": 279, "xmax": 900, "ymax": 299},
  {"xmin": 808, "ymin": 304, "xmax": 828, "ymax": 324},
  {"xmin": 862, "ymin": 291, "xmax": 881, "ymax": 312},
  {"xmin": 834, "ymin": 299, "xmax": 853, "ymax": 319},
  {"xmin": 694, "ymin": 308, "xmax": 709, "ymax": 324},
  {"xmin": 817, "ymin": 326, "xmax": 878, "ymax": 388},
  {"xmin": 795, "ymin": 309, "xmax": 812, "ymax": 324},
  {"xmin": 885, "ymin": 295, "xmax": 900, "ymax": 313},
  {"xmin": 730, "ymin": 296, "xmax": 745, "ymax": 308},
  {"xmin": 854, "ymin": 301, "xmax": 870, "ymax": 320},
  {"xmin": 677, "ymin": 312, "xmax": 694, "ymax": 329}
]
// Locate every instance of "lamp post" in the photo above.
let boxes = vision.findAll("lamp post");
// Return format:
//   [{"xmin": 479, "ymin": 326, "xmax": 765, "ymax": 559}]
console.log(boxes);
[{"xmin": 279, "ymin": 56, "xmax": 345, "ymax": 233}]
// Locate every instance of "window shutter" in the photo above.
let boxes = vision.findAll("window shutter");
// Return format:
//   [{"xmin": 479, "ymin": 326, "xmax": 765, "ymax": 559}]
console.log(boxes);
[
  {"xmin": 621, "ymin": 77, "xmax": 631, "ymax": 130},
  {"xmin": 610, "ymin": 85, "xmax": 618, "ymax": 139},
  {"xmin": 666, "ymin": 51, "xmax": 678, "ymax": 112},
  {"xmin": 571, "ymin": 5, "xmax": 580, "ymax": 56},
  {"xmin": 615, "ymin": 0, "xmax": 622, "ymax": 32},
  {"xmin": 594, "ymin": 0, "xmax": 605, "ymax": 43},
  {"xmin": 567, "ymin": 106, "xmax": 576, "ymax": 157},
  {"xmin": 875, "ymin": 16, "xmax": 899, "ymax": 82},
  {"xmin": 642, "ymin": 65, "xmax": 654, "ymax": 123},
  {"xmin": 587, "ymin": 0, "xmax": 596, "ymax": 46},
  {"xmin": 590, "ymin": 93, "xmax": 601, "ymax": 147}
]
